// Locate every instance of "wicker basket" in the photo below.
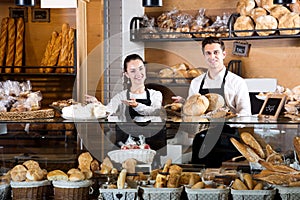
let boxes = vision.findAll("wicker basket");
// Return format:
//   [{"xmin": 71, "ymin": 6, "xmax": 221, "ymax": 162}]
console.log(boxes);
[
  {"xmin": 231, "ymin": 189, "xmax": 276, "ymax": 200},
  {"xmin": 0, "ymin": 109, "xmax": 54, "ymax": 120},
  {"xmin": 99, "ymin": 188, "xmax": 137, "ymax": 200},
  {"xmin": 277, "ymin": 186, "xmax": 300, "ymax": 200},
  {"xmin": 185, "ymin": 187, "xmax": 229, "ymax": 200},
  {"xmin": 10, "ymin": 180, "xmax": 51, "ymax": 200},
  {"xmin": 0, "ymin": 184, "xmax": 10, "ymax": 200},
  {"xmin": 52, "ymin": 180, "xmax": 92, "ymax": 200},
  {"xmin": 107, "ymin": 149, "xmax": 156, "ymax": 164},
  {"xmin": 138, "ymin": 186, "xmax": 183, "ymax": 200}
]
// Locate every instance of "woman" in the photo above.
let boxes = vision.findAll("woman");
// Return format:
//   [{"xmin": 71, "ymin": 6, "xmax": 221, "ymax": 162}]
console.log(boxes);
[{"xmin": 106, "ymin": 54, "xmax": 163, "ymax": 118}]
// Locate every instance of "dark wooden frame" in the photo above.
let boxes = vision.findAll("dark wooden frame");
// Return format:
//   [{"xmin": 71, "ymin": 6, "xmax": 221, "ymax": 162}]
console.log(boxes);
[
  {"xmin": 31, "ymin": 8, "xmax": 50, "ymax": 22},
  {"xmin": 232, "ymin": 41, "xmax": 251, "ymax": 57},
  {"xmin": 258, "ymin": 93, "xmax": 287, "ymax": 120},
  {"xmin": 9, "ymin": 7, "xmax": 28, "ymax": 22}
]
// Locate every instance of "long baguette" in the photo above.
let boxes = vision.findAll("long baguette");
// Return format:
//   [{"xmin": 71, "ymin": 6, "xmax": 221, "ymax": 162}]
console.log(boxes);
[
  {"xmin": 47, "ymin": 33, "xmax": 62, "ymax": 66},
  {"xmin": 14, "ymin": 17, "xmax": 25, "ymax": 72},
  {"xmin": 57, "ymin": 23, "xmax": 69, "ymax": 73},
  {"xmin": 241, "ymin": 132, "xmax": 265, "ymax": 159},
  {"xmin": 5, "ymin": 18, "xmax": 15, "ymax": 72},
  {"xmin": 41, "ymin": 31, "xmax": 59, "ymax": 73},
  {"xmin": 0, "ymin": 17, "xmax": 9, "ymax": 69},
  {"xmin": 230, "ymin": 137, "xmax": 261, "ymax": 162}
]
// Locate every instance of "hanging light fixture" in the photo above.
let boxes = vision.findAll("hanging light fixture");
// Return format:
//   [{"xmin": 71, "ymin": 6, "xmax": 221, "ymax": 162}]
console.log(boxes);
[
  {"xmin": 143, "ymin": 0, "xmax": 162, "ymax": 7},
  {"xmin": 273, "ymin": 0, "xmax": 296, "ymax": 4},
  {"xmin": 15, "ymin": 0, "xmax": 35, "ymax": 6}
]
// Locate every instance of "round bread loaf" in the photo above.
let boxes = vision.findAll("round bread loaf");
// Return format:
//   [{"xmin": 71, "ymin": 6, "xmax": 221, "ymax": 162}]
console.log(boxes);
[
  {"xmin": 290, "ymin": 0, "xmax": 300, "ymax": 14},
  {"xmin": 250, "ymin": 7, "xmax": 267, "ymax": 22},
  {"xmin": 69, "ymin": 171, "xmax": 85, "ymax": 182},
  {"xmin": 174, "ymin": 69, "xmax": 188, "ymax": 84},
  {"xmin": 234, "ymin": 16, "xmax": 255, "ymax": 37},
  {"xmin": 11, "ymin": 165, "xmax": 27, "ymax": 182},
  {"xmin": 78, "ymin": 152, "xmax": 93, "ymax": 172},
  {"xmin": 188, "ymin": 68, "xmax": 203, "ymax": 78},
  {"xmin": 255, "ymin": 0, "xmax": 262, "ymax": 7},
  {"xmin": 278, "ymin": 12, "xmax": 300, "ymax": 35},
  {"xmin": 261, "ymin": 0, "xmax": 276, "ymax": 12},
  {"xmin": 23, "ymin": 160, "xmax": 40, "ymax": 170},
  {"xmin": 255, "ymin": 15, "xmax": 278, "ymax": 36},
  {"xmin": 236, "ymin": 0, "xmax": 256, "ymax": 16},
  {"xmin": 204, "ymin": 93, "xmax": 225, "ymax": 112},
  {"xmin": 182, "ymin": 94, "xmax": 209, "ymax": 116},
  {"xmin": 47, "ymin": 170, "xmax": 68, "ymax": 181},
  {"xmin": 26, "ymin": 168, "xmax": 45, "ymax": 181},
  {"xmin": 270, "ymin": 5, "xmax": 290, "ymax": 20},
  {"xmin": 159, "ymin": 68, "xmax": 174, "ymax": 83}
]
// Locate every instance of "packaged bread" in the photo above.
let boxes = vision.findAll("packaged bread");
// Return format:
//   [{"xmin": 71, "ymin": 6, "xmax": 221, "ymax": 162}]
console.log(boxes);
[
  {"xmin": 236, "ymin": 0, "xmax": 256, "ymax": 16},
  {"xmin": 290, "ymin": 0, "xmax": 300, "ymax": 14},
  {"xmin": 270, "ymin": 5, "xmax": 290, "ymax": 20},
  {"xmin": 204, "ymin": 93, "xmax": 225, "ymax": 112},
  {"xmin": 0, "ymin": 17, "xmax": 8, "ymax": 68},
  {"xmin": 250, "ymin": 8, "xmax": 267, "ymax": 22},
  {"xmin": 278, "ymin": 12, "xmax": 300, "ymax": 35},
  {"xmin": 240, "ymin": 132, "xmax": 265, "ymax": 158},
  {"xmin": 182, "ymin": 94, "xmax": 209, "ymax": 116},
  {"xmin": 233, "ymin": 16, "xmax": 255, "ymax": 37}
]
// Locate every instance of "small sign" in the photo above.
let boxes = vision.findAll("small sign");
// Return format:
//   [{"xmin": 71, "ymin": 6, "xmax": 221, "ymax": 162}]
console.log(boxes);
[
  {"xmin": 32, "ymin": 8, "xmax": 50, "ymax": 22},
  {"xmin": 9, "ymin": 7, "xmax": 28, "ymax": 22},
  {"xmin": 258, "ymin": 93, "xmax": 287, "ymax": 120},
  {"xmin": 232, "ymin": 41, "xmax": 250, "ymax": 57}
]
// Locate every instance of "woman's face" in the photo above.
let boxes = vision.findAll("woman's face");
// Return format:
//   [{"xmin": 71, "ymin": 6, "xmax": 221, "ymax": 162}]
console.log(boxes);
[
  {"xmin": 124, "ymin": 59, "xmax": 146, "ymax": 85},
  {"xmin": 203, "ymin": 43, "xmax": 226, "ymax": 70}
]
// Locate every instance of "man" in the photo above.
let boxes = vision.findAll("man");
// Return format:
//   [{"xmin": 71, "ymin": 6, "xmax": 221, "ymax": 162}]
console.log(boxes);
[{"xmin": 177, "ymin": 37, "xmax": 251, "ymax": 167}]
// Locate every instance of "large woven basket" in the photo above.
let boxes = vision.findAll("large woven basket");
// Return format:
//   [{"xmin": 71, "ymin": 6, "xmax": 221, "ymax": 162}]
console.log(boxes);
[
  {"xmin": 0, "ymin": 109, "xmax": 54, "ymax": 120},
  {"xmin": 108, "ymin": 149, "xmax": 156, "ymax": 164},
  {"xmin": 52, "ymin": 180, "xmax": 92, "ymax": 200},
  {"xmin": 185, "ymin": 187, "xmax": 229, "ymax": 200},
  {"xmin": 10, "ymin": 180, "xmax": 51, "ymax": 200}
]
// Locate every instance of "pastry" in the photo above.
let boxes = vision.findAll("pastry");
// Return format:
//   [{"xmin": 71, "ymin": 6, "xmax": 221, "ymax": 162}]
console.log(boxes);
[{"xmin": 233, "ymin": 16, "xmax": 255, "ymax": 37}]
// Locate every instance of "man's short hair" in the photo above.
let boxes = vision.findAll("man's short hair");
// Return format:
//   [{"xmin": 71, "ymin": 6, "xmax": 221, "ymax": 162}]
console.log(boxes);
[{"xmin": 202, "ymin": 37, "xmax": 225, "ymax": 53}]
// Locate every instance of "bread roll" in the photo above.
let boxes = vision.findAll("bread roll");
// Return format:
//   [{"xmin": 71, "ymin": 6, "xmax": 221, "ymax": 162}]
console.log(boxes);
[
  {"xmin": 23, "ymin": 160, "xmax": 40, "ymax": 170},
  {"xmin": 261, "ymin": 0, "xmax": 276, "ymax": 12},
  {"xmin": 290, "ymin": 0, "xmax": 300, "ymax": 14},
  {"xmin": 236, "ymin": 0, "xmax": 256, "ymax": 16},
  {"xmin": 67, "ymin": 168, "xmax": 81, "ymax": 175},
  {"xmin": 47, "ymin": 170, "xmax": 68, "ymax": 181},
  {"xmin": 69, "ymin": 171, "xmax": 85, "ymax": 182},
  {"xmin": 191, "ymin": 181, "xmax": 205, "ymax": 189},
  {"xmin": 5, "ymin": 18, "xmax": 15, "ymax": 71},
  {"xmin": 82, "ymin": 170, "xmax": 93, "ymax": 180},
  {"xmin": 253, "ymin": 182, "xmax": 263, "ymax": 190},
  {"xmin": 11, "ymin": 164, "xmax": 27, "ymax": 182},
  {"xmin": 14, "ymin": 18, "xmax": 24, "ymax": 72},
  {"xmin": 232, "ymin": 178, "xmax": 248, "ymax": 190},
  {"xmin": 26, "ymin": 168, "xmax": 44, "ymax": 181},
  {"xmin": 233, "ymin": 16, "xmax": 255, "ymax": 37},
  {"xmin": 154, "ymin": 173, "xmax": 167, "ymax": 188},
  {"xmin": 188, "ymin": 68, "xmax": 203, "ymax": 78},
  {"xmin": 167, "ymin": 173, "xmax": 181, "ymax": 188},
  {"xmin": 205, "ymin": 93, "xmax": 225, "ymax": 112},
  {"xmin": 240, "ymin": 132, "xmax": 265, "ymax": 158},
  {"xmin": 0, "ymin": 17, "xmax": 8, "ymax": 68},
  {"xmin": 270, "ymin": 5, "xmax": 290, "ymax": 20},
  {"xmin": 174, "ymin": 69, "xmax": 189, "ymax": 84},
  {"xmin": 182, "ymin": 94, "xmax": 209, "ymax": 116},
  {"xmin": 250, "ymin": 7, "xmax": 267, "ymax": 22},
  {"xmin": 78, "ymin": 152, "xmax": 93, "ymax": 172},
  {"xmin": 243, "ymin": 173, "xmax": 253, "ymax": 189},
  {"xmin": 117, "ymin": 169, "xmax": 127, "ymax": 189},
  {"xmin": 278, "ymin": 12, "xmax": 300, "ymax": 35}
]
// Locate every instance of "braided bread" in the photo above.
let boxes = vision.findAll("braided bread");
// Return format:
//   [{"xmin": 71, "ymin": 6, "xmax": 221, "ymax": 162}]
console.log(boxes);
[
  {"xmin": 0, "ymin": 17, "xmax": 8, "ymax": 70},
  {"xmin": 5, "ymin": 18, "xmax": 15, "ymax": 72},
  {"xmin": 41, "ymin": 31, "xmax": 58, "ymax": 73},
  {"xmin": 57, "ymin": 23, "xmax": 69, "ymax": 73},
  {"xmin": 14, "ymin": 18, "xmax": 25, "ymax": 72}
]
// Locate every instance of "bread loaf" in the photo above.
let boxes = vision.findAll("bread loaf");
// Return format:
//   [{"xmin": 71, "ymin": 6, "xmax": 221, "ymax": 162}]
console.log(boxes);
[
  {"xmin": 204, "ymin": 93, "xmax": 225, "ymax": 112},
  {"xmin": 26, "ymin": 168, "xmax": 44, "ymax": 181},
  {"xmin": 236, "ymin": 0, "xmax": 256, "ymax": 16},
  {"xmin": 11, "ymin": 164, "xmax": 27, "ymax": 182},
  {"xmin": 230, "ymin": 137, "xmax": 259, "ymax": 162},
  {"xmin": 261, "ymin": 0, "xmax": 276, "ymax": 12},
  {"xmin": 243, "ymin": 173, "xmax": 254, "ymax": 189},
  {"xmin": 270, "ymin": 5, "xmax": 290, "ymax": 20},
  {"xmin": 78, "ymin": 152, "xmax": 93, "ymax": 172},
  {"xmin": 250, "ymin": 8, "xmax": 267, "ymax": 22},
  {"xmin": 5, "ymin": 18, "xmax": 15, "ymax": 72},
  {"xmin": 68, "ymin": 28, "xmax": 75, "ymax": 71},
  {"xmin": 240, "ymin": 132, "xmax": 265, "ymax": 158},
  {"xmin": 233, "ymin": 16, "xmax": 255, "ymax": 37},
  {"xmin": 255, "ymin": 15, "xmax": 278, "ymax": 36},
  {"xmin": 290, "ymin": 0, "xmax": 300, "ymax": 14},
  {"xmin": 57, "ymin": 23, "xmax": 70, "ymax": 73},
  {"xmin": 41, "ymin": 31, "xmax": 58, "ymax": 73},
  {"xmin": 23, "ymin": 160, "xmax": 40, "ymax": 170},
  {"xmin": 159, "ymin": 68, "xmax": 174, "ymax": 83},
  {"xmin": 117, "ymin": 169, "xmax": 127, "ymax": 189},
  {"xmin": 14, "ymin": 18, "xmax": 24, "ymax": 72},
  {"xmin": 47, "ymin": 33, "xmax": 62, "ymax": 66},
  {"xmin": 278, "ymin": 12, "xmax": 300, "ymax": 35},
  {"xmin": 47, "ymin": 170, "xmax": 68, "ymax": 181},
  {"xmin": 0, "ymin": 17, "xmax": 8, "ymax": 69},
  {"xmin": 232, "ymin": 178, "xmax": 248, "ymax": 190},
  {"xmin": 182, "ymin": 94, "xmax": 209, "ymax": 116},
  {"xmin": 167, "ymin": 173, "xmax": 181, "ymax": 188}
]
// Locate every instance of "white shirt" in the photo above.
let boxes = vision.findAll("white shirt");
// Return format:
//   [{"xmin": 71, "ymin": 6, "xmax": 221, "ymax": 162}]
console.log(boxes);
[
  {"xmin": 106, "ymin": 89, "xmax": 162, "ymax": 115},
  {"xmin": 189, "ymin": 68, "xmax": 252, "ymax": 116}
]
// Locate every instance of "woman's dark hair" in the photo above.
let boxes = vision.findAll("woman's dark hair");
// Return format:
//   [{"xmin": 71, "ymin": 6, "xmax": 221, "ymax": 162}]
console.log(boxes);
[
  {"xmin": 201, "ymin": 36, "xmax": 225, "ymax": 54},
  {"xmin": 123, "ymin": 54, "xmax": 145, "ymax": 72}
]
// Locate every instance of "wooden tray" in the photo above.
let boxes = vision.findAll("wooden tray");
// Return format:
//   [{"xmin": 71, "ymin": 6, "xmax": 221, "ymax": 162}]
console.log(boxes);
[{"xmin": 0, "ymin": 109, "xmax": 55, "ymax": 120}]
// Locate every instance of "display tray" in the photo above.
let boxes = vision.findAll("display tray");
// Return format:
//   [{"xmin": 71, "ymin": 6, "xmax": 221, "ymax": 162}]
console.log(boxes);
[{"xmin": 0, "ymin": 109, "xmax": 54, "ymax": 120}]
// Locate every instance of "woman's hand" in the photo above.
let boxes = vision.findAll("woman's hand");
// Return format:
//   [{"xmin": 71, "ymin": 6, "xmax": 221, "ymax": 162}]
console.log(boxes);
[
  {"xmin": 122, "ymin": 99, "xmax": 138, "ymax": 107},
  {"xmin": 172, "ymin": 96, "xmax": 185, "ymax": 104}
]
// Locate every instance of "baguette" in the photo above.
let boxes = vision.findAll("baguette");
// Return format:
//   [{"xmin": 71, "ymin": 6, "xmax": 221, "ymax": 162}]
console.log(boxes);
[
  {"xmin": 0, "ymin": 17, "xmax": 8, "ymax": 69},
  {"xmin": 57, "ymin": 23, "xmax": 69, "ymax": 73},
  {"xmin": 232, "ymin": 178, "xmax": 248, "ymax": 190},
  {"xmin": 243, "ymin": 173, "xmax": 253, "ymax": 190},
  {"xmin": 230, "ymin": 137, "xmax": 260, "ymax": 162},
  {"xmin": 47, "ymin": 33, "xmax": 62, "ymax": 66},
  {"xmin": 294, "ymin": 136, "xmax": 300, "ymax": 162},
  {"xmin": 240, "ymin": 132, "xmax": 265, "ymax": 158},
  {"xmin": 5, "ymin": 18, "xmax": 15, "ymax": 72},
  {"xmin": 117, "ymin": 169, "xmax": 127, "ymax": 189},
  {"xmin": 258, "ymin": 160, "xmax": 299, "ymax": 173},
  {"xmin": 67, "ymin": 28, "xmax": 75, "ymax": 72},
  {"xmin": 41, "ymin": 31, "xmax": 58, "ymax": 73},
  {"xmin": 14, "ymin": 18, "xmax": 25, "ymax": 72}
]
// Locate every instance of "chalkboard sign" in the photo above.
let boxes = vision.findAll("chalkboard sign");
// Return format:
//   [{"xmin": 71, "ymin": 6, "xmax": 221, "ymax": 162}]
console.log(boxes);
[
  {"xmin": 232, "ymin": 42, "xmax": 250, "ymax": 57},
  {"xmin": 258, "ymin": 94, "xmax": 287, "ymax": 120}
]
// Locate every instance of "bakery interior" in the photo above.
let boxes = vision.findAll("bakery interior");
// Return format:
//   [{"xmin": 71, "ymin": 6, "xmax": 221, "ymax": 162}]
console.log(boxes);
[{"xmin": 0, "ymin": 0, "xmax": 300, "ymax": 199}]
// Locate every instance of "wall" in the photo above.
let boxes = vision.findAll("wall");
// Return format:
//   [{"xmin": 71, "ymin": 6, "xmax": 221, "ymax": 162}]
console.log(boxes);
[{"xmin": 144, "ymin": 0, "xmax": 300, "ymax": 89}]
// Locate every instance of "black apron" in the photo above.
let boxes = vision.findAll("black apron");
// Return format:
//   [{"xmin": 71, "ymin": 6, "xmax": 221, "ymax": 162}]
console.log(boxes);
[
  {"xmin": 191, "ymin": 69, "xmax": 241, "ymax": 167},
  {"xmin": 115, "ymin": 89, "xmax": 166, "ymax": 152}
]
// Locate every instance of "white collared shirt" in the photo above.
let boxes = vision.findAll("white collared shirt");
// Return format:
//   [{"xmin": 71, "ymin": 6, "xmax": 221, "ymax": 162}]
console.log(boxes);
[{"xmin": 189, "ymin": 68, "xmax": 252, "ymax": 116}]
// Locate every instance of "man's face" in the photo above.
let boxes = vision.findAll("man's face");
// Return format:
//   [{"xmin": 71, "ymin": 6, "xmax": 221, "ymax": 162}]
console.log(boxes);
[
  {"xmin": 124, "ymin": 59, "xmax": 146, "ymax": 85},
  {"xmin": 203, "ymin": 43, "xmax": 226, "ymax": 70}
]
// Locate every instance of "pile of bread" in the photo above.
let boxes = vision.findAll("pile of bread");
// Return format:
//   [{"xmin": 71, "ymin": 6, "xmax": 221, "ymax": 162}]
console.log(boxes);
[
  {"xmin": 0, "ymin": 17, "xmax": 24, "ymax": 72},
  {"xmin": 234, "ymin": 0, "xmax": 300, "ymax": 36},
  {"xmin": 231, "ymin": 132, "xmax": 300, "ymax": 186},
  {"xmin": 159, "ymin": 63, "xmax": 204, "ymax": 84},
  {"xmin": 232, "ymin": 173, "xmax": 264, "ymax": 190},
  {"xmin": 40, "ymin": 23, "xmax": 75, "ymax": 73}
]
